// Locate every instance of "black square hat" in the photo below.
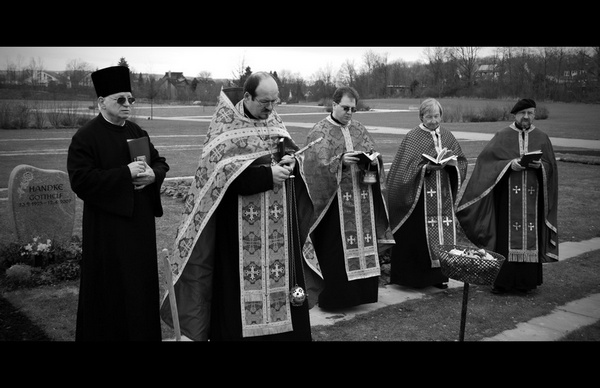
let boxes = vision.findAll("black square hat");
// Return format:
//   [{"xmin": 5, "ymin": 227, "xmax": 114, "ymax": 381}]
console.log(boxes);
[
  {"xmin": 91, "ymin": 66, "xmax": 132, "ymax": 97},
  {"xmin": 510, "ymin": 98, "xmax": 536, "ymax": 114}
]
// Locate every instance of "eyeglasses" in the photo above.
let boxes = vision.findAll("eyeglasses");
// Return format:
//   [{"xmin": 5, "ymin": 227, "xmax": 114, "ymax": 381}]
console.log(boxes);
[
  {"xmin": 336, "ymin": 103, "xmax": 357, "ymax": 113},
  {"xmin": 255, "ymin": 98, "xmax": 280, "ymax": 107},
  {"xmin": 109, "ymin": 96, "xmax": 136, "ymax": 105}
]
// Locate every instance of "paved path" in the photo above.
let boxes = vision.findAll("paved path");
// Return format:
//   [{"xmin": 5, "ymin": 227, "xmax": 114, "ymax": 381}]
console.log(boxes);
[
  {"xmin": 309, "ymin": 237, "xmax": 600, "ymax": 341},
  {"xmin": 167, "ymin": 238, "xmax": 600, "ymax": 341}
]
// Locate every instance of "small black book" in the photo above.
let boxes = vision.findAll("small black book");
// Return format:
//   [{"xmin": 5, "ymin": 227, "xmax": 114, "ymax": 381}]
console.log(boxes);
[
  {"xmin": 355, "ymin": 151, "xmax": 380, "ymax": 165},
  {"xmin": 519, "ymin": 150, "xmax": 542, "ymax": 167},
  {"xmin": 127, "ymin": 137, "xmax": 151, "ymax": 162}
]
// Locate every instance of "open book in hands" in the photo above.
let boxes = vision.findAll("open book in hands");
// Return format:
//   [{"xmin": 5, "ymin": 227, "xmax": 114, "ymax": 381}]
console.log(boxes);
[
  {"xmin": 355, "ymin": 151, "xmax": 381, "ymax": 165},
  {"xmin": 518, "ymin": 150, "xmax": 543, "ymax": 167},
  {"xmin": 422, "ymin": 147, "xmax": 457, "ymax": 165}
]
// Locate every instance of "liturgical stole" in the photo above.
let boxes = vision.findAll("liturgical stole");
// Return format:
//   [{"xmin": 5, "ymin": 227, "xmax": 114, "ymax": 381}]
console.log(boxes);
[
  {"xmin": 508, "ymin": 170, "xmax": 539, "ymax": 262},
  {"xmin": 337, "ymin": 127, "xmax": 380, "ymax": 281},
  {"xmin": 423, "ymin": 170, "xmax": 457, "ymax": 267},
  {"xmin": 238, "ymin": 182, "xmax": 293, "ymax": 337}
]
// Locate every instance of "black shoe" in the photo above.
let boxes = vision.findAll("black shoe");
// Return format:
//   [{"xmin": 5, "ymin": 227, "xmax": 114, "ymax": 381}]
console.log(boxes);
[{"xmin": 433, "ymin": 283, "xmax": 448, "ymax": 289}]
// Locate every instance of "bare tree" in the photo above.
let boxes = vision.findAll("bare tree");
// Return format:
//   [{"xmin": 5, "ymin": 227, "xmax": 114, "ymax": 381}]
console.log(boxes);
[
  {"xmin": 197, "ymin": 71, "xmax": 212, "ymax": 82},
  {"xmin": 65, "ymin": 59, "xmax": 93, "ymax": 88},
  {"xmin": 423, "ymin": 47, "xmax": 451, "ymax": 97},
  {"xmin": 450, "ymin": 47, "xmax": 481, "ymax": 88},
  {"xmin": 337, "ymin": 59, "xmax": 357, "ymax": 87},
  {"xmin": 26, "ymin": 57, "xmax": 45, "ymax": 87}
]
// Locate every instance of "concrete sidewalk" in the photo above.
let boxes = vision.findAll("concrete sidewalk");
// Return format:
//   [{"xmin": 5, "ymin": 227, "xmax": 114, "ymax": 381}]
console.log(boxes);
[
  {"xmin": 309, "ymin": 237, "xmax": 600, "ymax": 341},
  {"xmin": 167, "ymin": 238, "xmax": 600, "ymax": 341}
]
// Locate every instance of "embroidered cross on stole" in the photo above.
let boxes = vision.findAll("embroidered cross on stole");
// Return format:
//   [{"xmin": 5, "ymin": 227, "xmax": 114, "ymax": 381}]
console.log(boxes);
[
  {"xmin": 239, "ymin": 183, "xmax": 293, "ymax": 337},
  {"xmin": 337, "ymin": 127, "xmax": 380, "ymax": 281},
  {"xmin": 423, "ymin": 170, "xmax": 457, "ymax": 267},
  {"xmin": 508, "ymin": 170, "xmax": 539, "ymax": 262}
]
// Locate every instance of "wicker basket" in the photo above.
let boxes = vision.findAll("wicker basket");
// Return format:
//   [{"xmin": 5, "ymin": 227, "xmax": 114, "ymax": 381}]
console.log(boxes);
[{"xmin": 433, "ymin": 244, "xmax": 505, "ymax": 285}]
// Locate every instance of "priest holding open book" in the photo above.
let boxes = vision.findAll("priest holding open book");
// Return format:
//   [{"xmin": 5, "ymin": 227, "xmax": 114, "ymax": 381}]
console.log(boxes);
[
  {"xmin": 386, "ymin": 98, "xmax": 468, "ymax": 289},
  {"xmin": 456, "ymin": 98, "xmax": 558, "ymax": 295}
]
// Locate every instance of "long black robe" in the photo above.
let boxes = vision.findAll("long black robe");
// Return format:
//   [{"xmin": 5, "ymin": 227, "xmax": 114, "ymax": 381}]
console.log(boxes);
[{"xmin": 67, "ymin": 114, "xmax": 169, "ymax": 341}]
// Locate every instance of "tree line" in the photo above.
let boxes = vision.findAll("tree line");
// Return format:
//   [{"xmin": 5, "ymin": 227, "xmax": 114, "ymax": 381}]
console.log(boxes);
[{"xmin": 2, "ymin": 47, "xmax": 599, "ymax": 104}]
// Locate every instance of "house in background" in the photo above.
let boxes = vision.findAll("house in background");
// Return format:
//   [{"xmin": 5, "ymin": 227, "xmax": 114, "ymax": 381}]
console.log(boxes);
[
  {"xmin": 475, "ymin": 64, "xmax": 500, "ymax": 80},
  {"xmin": 156, "ymin": 71, "xmax": 193, "ymax": 100}
]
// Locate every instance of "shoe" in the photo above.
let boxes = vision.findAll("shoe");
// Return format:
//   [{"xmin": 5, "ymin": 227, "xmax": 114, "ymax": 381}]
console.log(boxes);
[
  {"xmin": 433, "ymin": 283, "xmax": 448, "ymax": 289},
  {"xmin": 491, "ymin": 287, "xmax": 506, "ymax": 294}
]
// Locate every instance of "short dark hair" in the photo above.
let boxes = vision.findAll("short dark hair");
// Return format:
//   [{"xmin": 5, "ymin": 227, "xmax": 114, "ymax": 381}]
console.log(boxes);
[
  {"xmin": 332, "ymin": 86, "xmax": 359, "ymax": 104},
  {"xmin": 243, "ymin": 71, "xmax": 275, "ymax": 99}
]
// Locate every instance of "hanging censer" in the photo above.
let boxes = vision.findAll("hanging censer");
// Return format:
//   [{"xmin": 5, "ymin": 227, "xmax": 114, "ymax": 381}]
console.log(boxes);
[{"xmin": 280, "ymin": 138, "xmax": 312, "ymax": 307}]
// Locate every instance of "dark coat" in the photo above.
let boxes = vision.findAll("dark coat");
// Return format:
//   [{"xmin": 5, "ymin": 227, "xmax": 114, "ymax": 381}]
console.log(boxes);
[{"xmin": 67, "ymin": 114, "xmax": 169, "ymax": 341}]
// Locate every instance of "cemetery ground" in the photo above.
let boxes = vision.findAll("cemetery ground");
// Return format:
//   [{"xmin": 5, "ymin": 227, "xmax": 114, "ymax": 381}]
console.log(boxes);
[{"xmin": 1, "ymin": 98, "xmax": 600, "ymax": 341}]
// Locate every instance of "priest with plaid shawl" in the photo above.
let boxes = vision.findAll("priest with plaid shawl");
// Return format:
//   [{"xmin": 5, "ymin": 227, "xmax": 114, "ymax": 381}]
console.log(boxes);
[{"xmin": 386, "ymin": 98, "xmax": 468, "ymax": 289}]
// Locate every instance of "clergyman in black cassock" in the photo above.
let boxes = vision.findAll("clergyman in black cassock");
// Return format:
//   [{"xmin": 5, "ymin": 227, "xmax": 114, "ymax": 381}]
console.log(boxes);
[{"xmin": 67, "ymin": 66, "xmax": 169, "ymax": 340}]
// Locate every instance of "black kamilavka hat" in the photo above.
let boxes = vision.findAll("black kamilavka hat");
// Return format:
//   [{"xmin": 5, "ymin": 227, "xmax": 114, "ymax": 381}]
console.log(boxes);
[{"xmin": 91, "ymin": 66, "xmax": 131, "ymax": 97}]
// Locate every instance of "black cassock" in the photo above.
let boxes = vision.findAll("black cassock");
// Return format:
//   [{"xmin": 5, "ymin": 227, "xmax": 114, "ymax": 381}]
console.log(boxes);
[{"xmin": 67, "ymin": 114, "xmax": 169, "ymax": 341}]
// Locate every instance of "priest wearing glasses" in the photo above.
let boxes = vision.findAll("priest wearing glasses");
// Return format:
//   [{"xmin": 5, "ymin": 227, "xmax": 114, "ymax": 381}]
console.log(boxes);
[
  {"xmin": 67, "ymin": 65, "xmax": 169, "ymax": 341},
  {"xmin": 160, "ymin": 71, "xmax": 315, "ymax": 341}
]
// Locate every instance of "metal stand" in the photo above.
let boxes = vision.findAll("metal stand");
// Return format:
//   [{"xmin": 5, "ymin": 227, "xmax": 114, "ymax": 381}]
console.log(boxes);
[{"xmin": 459, "ymin": 282, "xmax": 469, "ymax": 342}]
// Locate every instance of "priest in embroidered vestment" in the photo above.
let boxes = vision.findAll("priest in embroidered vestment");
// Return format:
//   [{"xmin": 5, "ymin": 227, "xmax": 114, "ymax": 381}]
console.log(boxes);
[
  {"xmin": 68, "ymin": 66, "xmax": 169, "ymax": 340},
  {"xmin": 301, "ymin": 86, "xmax": 394, "ymax": 310},
  {"xmin": 160, "ymin": 72, "xmax": 314, "ymax": 340},
  {"xmin": 386, "ymin": 98, "xmax": 468, "ymax": 289},
  {"xmin": 456, "ymin": 98, "xmax": 558, "ymax": 294}
]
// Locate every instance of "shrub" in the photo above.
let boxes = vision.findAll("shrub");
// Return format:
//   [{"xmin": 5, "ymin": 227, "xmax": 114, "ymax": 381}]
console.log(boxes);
[
  {"xmin": 49, "ymin": 260, "xmax": 81, "ymax": 282},
  {"xmin": 536, "ymin": 105, "xmax": 549, "ymax": 119},
  {"xmin": 31, "ymin": 102, "xmax": 48, "ymax": 129},
  {"xmin": 0, "ymin": 242, "xmax": 24, "ymax": 271},
  {"xmin": 0, "ymin": 236, "xmax": 82, "ymax": 290},
  {"xmin": 442, "ymin": 102, "xmax": 549, "ymax": 123},
  {"xmin": 0, "ymin": 102, "xmax": 14, "ymax": 128},
  {"xmin": 13, "ymin": 103, "xmax": 31, "ymax": 128},
  {"xmin": 5, "ymin": 264, "xmax": 33, "ymax": 282},
  {"xmin": 0, "ymin": 101, "xmax": 93, "ymax": 129}
]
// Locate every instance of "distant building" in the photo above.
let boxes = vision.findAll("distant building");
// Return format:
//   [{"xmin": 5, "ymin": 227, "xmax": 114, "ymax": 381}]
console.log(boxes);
[
  {"xmin": 475, "ymin": 64, "xmax": 500, "ymax": 80},
  {"xmin": 156, "ymin": 71, "xmax": 193, "ymax": 100}
]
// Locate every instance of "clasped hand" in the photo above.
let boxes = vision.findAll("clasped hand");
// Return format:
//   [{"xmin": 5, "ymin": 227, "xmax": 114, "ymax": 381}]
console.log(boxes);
[
  {"xmin": 272, "ymin": 155, "xmax": 295, "ymax": 185},
  {"xmin": 128, "ymin": 161, "xmax": 155, "ymax": 190}
]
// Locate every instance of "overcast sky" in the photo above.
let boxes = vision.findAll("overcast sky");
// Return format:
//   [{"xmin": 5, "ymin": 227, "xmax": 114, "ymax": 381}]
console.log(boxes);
[{"xmin": 0, "ymin": 46, "xmax": 446, "ymax": 79}]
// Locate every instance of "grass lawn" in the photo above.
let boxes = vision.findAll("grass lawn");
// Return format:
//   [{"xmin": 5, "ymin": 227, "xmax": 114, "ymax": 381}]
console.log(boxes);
[{"xmin": 1, "ymin": 97, "xmax": 599, "ymax": 341}]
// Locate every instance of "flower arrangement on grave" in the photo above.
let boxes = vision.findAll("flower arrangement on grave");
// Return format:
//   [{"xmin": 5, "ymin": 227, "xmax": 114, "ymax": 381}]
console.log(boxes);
[
  {"xmin": 1, "ymin": 237, "xmax": 83, "ymax": 289},
  {"xmin": 20, "ymin": 236, "xmax": 54, "ymax": 267}
]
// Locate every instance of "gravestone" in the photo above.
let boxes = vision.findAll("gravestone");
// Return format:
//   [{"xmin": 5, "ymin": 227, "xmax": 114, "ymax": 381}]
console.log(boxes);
[{"xmin": 7, "ymin": 164, "xmax": 76, "ymax": 246}]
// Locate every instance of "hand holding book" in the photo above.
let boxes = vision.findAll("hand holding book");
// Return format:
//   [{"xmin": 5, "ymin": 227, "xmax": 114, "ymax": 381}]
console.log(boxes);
[
  {"xmin": 354, "ymin": 151, "xmax": 380, "ymax": 165},
  {"xmin": 342, "ymin": 150, "xmax": 380, "ymax": 167},
  {"xmin": 518, "ymin": 150, "xmax": 542, "ymax": 167},
  {"xmin": 422, "ymin": 147, "xmax": 457, "ymax": 166}
]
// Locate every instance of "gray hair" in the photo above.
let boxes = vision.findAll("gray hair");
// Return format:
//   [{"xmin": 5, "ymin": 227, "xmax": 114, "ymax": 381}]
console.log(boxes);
[{"xmin": 419, "ymin": 98, "xmax": 443, "ymax": 119}]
